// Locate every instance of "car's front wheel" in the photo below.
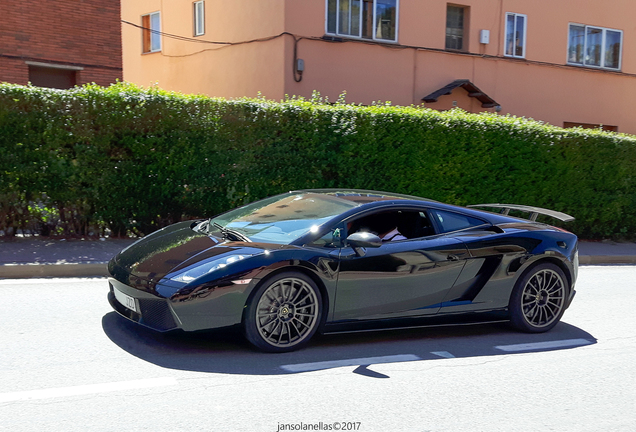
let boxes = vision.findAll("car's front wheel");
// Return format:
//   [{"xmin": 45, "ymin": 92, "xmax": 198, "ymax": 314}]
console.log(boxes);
[
  {"xmin": 509, "ymin": 262, "xmax": 568, "ymax": 333},
  {"xmin": 244, "ymin": 272, "xmax": 322, "ymax": 352}
]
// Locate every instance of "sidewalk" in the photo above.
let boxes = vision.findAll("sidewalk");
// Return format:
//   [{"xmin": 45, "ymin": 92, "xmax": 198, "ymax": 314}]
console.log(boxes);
[
  {"xmin": 0, "ymin": 238, "xmax": 136, "ymax": 279},
  {"xmin": 0, "ymin": 237, "xmax": 635, "ymax": 279}
]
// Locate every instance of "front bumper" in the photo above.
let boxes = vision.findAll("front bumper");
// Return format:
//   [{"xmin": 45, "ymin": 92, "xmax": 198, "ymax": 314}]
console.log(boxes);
[{"xmin": 108, "ymin": 278, "xmax": 180, "ymax": 332}]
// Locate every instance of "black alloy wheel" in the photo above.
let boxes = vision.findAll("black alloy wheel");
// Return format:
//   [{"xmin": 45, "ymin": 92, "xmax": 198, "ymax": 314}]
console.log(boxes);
[
  {"xmin": 509, "ymin": 262, "xmax": 568, "ymax": 333},
  {"xmin": 244, "ymin": 272, "xmax": 322, "ymax": 352}
]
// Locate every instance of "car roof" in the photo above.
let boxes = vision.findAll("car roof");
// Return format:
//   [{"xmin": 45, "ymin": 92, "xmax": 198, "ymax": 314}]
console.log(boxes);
[
  {"xmin": 289, "ymin": 189, "xmax": 530, "ymax": 225},
  {"xmin": 290, "ymin": 188, "xmax": 439, "ymax": 204}
]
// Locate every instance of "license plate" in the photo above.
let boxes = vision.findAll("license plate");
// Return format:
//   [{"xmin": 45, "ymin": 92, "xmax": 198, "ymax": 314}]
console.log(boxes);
[{"xmin": 114, "ymin": 288, "xmax": 138, "ymax": 313}]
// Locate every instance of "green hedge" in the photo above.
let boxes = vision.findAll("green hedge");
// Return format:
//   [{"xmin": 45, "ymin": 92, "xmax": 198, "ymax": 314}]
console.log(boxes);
[{"xmin": 1, "ymin": 82, "xmax": 635, "ymax": 239}]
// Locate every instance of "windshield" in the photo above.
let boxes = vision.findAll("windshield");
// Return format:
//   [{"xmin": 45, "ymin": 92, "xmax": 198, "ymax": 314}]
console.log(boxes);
[{"xmin": 211, "ymin": 192, "xmax": 360, "ymax": 244}]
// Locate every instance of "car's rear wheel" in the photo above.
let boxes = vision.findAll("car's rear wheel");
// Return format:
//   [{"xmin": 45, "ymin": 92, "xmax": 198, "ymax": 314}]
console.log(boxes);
[
  {"xmin": 509, "ymin": 262, "xmax": 568, "ymax": 333},
  {"xmin": 244, "ymin": 272, "xmax": 322, "ymax": 352}
]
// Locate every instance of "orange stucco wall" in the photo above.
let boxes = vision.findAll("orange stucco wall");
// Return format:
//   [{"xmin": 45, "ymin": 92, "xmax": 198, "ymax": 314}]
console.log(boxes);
[
  {"xmin": 123, "ymin": 0, "xmax": 636, "ymax": 133},
  {"xmin": 122, "ymin": 0, "xmax": 287, "ymax": 98}
]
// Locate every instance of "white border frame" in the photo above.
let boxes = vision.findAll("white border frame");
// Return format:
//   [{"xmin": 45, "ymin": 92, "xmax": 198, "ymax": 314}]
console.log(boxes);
[
  {"xmin": 193, "ymin": 1, "xmax": 205, "ymax": 37},
  {"xmin": 567, "ymin": 22, "xmax": 622, "ymax": 71},
  {"xmin": 503, "ymin": 12, "xmax": 527, "ymax": 59},
  {"xmin": 142, "ymin": 11, "xmax": 162, "ymax": 53},
  {"xmin": 324, "ymin": 0, "xmax": 399, "ymax": 43}
]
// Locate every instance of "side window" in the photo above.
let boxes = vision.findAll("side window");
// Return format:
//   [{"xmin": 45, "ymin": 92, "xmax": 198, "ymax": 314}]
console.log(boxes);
[
  {"xmin": 431, "ymin": 209, "xmax": 485, "ymax": 233},
  {"xmin": 346, "ymin": 210, "xmax": 435, "ymax": 240},
  {"xmin": 346, "ymin": 211, "xmax": 404, "ymax": 241},
  {"xmin": 308, "ymin": 226, "xmax": 344, "ymax": 248}
]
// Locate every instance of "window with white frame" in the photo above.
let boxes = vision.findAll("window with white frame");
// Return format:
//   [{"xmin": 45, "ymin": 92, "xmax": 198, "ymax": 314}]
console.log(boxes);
[
  {"xmin": 194, "ymin": 1, "xmax": 205, "ymax": 36},
  {"xmin": 142, "ymin": 12, "xmax": 161, "ymax": 53},
  {"xmin": 505, "ymin": 13, "xmax": 526, "ymax": 58},
  {"xmin": 568, "ymin": 24, "xmax": 622, "ymax": 70},
  {"xmin": 326, "ymin": 0, "xmax": 398, "ymax": 43}
]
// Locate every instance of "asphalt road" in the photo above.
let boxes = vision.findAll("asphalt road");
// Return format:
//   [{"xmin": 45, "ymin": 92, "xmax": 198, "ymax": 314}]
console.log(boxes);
[{"xmin": 1, "ymin": 266, "xmax": 634, "ymax": 432}]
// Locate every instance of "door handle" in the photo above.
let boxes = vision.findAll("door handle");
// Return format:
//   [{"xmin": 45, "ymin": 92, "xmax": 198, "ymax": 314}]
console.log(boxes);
[{"xmin": 447, "ymin": 254, "xmax": 460, "ymax": 261}]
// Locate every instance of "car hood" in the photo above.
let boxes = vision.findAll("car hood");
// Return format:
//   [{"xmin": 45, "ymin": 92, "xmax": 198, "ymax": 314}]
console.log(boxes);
[{"xmin": 110, "ymin": 221, "xmax": 272, "ymax": 285}]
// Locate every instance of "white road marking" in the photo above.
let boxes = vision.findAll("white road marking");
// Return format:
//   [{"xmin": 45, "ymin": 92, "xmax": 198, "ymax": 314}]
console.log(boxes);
[
  {"xmin": 431, "ymin": 351, "xmax": 455, "ymax": 358},
  {"xmin": 281, "ymin": 354, "xmax": 421, "ymax": 372},
  {"xmin": 495, "ymin": 338, "xmax": 593, "ymax": 352},
  {"xmin": 0, "ymin": 377, "xmax": 178, "ymax": 403}
]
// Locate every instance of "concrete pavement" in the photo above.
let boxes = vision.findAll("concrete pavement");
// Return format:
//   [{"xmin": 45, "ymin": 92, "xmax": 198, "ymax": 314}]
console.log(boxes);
[{"xmin": 1, "ymin": 236, "xmax": 635, "ymax": 279}]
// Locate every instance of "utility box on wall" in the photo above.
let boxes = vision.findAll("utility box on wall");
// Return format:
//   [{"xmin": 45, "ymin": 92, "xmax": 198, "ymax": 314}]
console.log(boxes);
[{"xmin": 479, "ymin": 30, "xmax": 490, "ymax": 44}]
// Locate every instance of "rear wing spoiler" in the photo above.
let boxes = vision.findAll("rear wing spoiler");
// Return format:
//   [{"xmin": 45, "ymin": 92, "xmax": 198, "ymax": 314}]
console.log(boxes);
[{"xmin": 468, "ymin": 204, "xmax": 575, "ymax": 222}]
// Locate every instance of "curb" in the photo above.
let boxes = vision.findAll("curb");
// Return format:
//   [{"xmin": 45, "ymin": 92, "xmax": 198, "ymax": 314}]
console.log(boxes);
[
  {"xmin": 0, "ymin": 262, "xmax": 109, "ymax": 279},
  {"xmin": 2, "ymin": 256, "xmax": 636, "ymax": 279},
  {"xmin": 578, "ymin": 255, "xmax": 636, "ymax": 265}
]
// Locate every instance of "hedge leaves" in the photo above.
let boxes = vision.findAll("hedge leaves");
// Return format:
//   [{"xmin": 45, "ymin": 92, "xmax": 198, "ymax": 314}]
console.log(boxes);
[{"xmin": 1, "ymin": 82, "xmax": 634, "ymax": 239}]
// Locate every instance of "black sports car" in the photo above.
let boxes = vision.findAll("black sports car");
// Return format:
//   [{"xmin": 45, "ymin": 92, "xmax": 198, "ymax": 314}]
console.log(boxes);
[{"xmin": 107, "ymin": 189, "xmax": 578, "ymax": 352}]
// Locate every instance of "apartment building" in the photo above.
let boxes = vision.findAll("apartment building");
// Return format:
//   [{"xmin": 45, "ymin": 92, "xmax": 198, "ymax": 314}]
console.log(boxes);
[
  {"xmin": 122, "ymin": 1, "xmax": 635, "ymax": 133},
  {"xmin": 0, "ymin": 0, "xmax": 122, "ymax": 88}
]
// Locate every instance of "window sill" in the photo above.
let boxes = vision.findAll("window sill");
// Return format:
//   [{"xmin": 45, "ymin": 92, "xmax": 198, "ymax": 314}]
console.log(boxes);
[
  {"xmin": 566, "ymin": 62, "xmax": 621, "ymax": 72},
  {"xmin": 323, "ymin": 33, "xmax": 398, "ymax": 45},
  {"xmin": 444, "ymin": 48, "xmax": 469, "ymax": 53}
]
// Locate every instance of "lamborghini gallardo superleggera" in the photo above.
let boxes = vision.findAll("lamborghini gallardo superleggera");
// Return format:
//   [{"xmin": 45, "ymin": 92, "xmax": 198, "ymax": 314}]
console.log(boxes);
[{"xmin": 108, "ymin": 189, "xmax": 578, "ymax": 352}]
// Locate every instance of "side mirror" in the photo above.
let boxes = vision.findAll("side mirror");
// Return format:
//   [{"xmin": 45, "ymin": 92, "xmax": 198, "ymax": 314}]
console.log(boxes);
[{"xmin": 347, "ymin": 232, "xmax": 382, "ymax": 249}]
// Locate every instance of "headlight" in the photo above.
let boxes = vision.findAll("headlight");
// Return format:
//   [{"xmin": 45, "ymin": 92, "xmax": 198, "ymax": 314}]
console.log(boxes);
[{"xmin": 169, "ymin": 254, "xmax": 248, "ymax": 283}]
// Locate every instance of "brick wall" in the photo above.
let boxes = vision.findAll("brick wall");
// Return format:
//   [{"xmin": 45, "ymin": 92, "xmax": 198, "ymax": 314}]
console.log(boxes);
[{"xmin": 0, "ymin": 0, "xmax": 122, "ymax": 86}]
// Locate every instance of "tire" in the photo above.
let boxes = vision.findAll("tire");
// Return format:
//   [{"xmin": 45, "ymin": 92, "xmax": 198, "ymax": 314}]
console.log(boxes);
[
  {"xmin": 509, "ymin": 262, "xmax": 569, "ymax": 333},
  {"xmin": 243, "ymin": 271, "xmax": 322, "ymax": 352}
]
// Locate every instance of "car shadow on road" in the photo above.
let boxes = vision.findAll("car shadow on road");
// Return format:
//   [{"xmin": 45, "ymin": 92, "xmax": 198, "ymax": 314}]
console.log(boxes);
[{"xmin": 102, "ymin": 312, "xmax": 596, "ymax": 377}]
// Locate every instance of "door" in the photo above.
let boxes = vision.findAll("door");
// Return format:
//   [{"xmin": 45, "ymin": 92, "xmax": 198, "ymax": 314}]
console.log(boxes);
[{"xmin": 333, "ymin": 236, "xmax": 469, "ymax": 321}]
